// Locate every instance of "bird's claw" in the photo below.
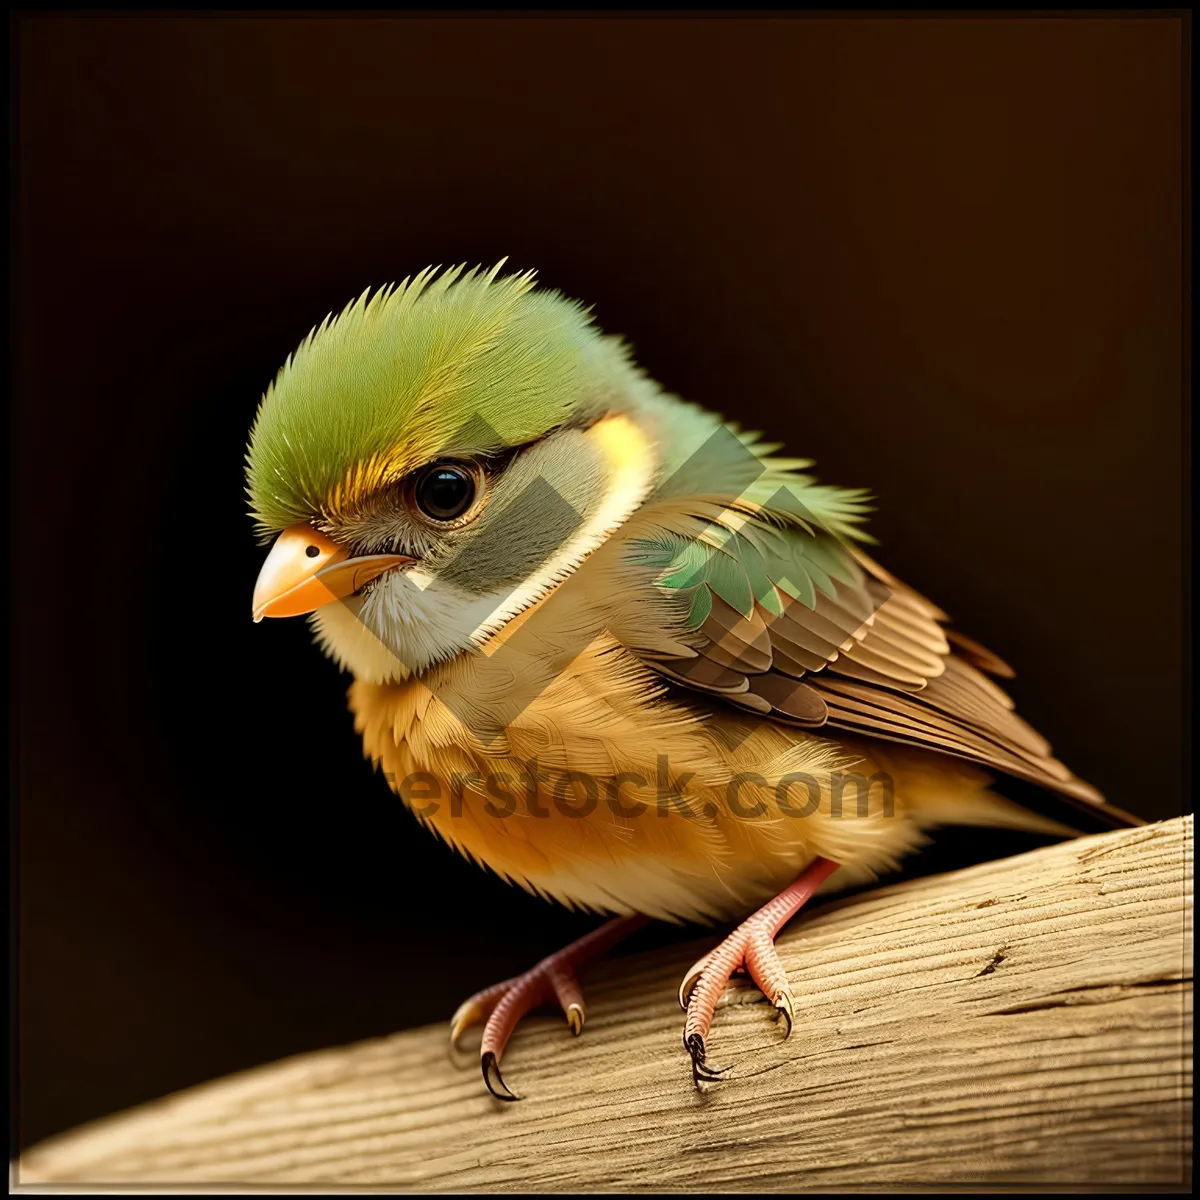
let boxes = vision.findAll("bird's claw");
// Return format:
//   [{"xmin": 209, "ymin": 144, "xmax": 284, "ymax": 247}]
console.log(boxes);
[
  {"xmin": 566, "ymin": 1002, "xmax": 585, "ymax": 1036},
  {"xmin": 686, "ymin": 1033, "xmax": 732, "ymax": 1087},
  {"xmin": 682, "ymin": 962, "xmax": 794, "ymax": 1088},
  {"xmin": 774, "ymin": 989, "xmax": 795, "ymax": 1039},
  {"xmin": 449, "ymin": 998, "xmax": 486, "ymax": 1050},
  {"xmin": 482, "ymin": 1051, "xmax": 520, "ymax": 1102},
  {"xmin": 447, "ymin": 915, "xmax": 644, "ymax": 1101},
  {"xmin": 456, "ymin": 971, "xmax": 583, "ymax": 1101},
  {"xmin": 678, "ymin": 861, "xmax": 833, "ymax": 1090}
]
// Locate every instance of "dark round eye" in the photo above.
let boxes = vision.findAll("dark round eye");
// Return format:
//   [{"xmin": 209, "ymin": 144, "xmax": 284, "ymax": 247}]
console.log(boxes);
[{"xmin": 414, "ymin": 464, "xmax": 476, "ymax": 521}]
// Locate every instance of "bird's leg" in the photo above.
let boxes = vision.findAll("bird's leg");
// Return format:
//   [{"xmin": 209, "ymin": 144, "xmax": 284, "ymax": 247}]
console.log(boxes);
[
  {"xmin": 450, "ymin": 914, "xmax": 648, "ymax": 1101},
  {"xmin": 681, "ymin": 856, "xmax": 839, "ymax": 1087}
]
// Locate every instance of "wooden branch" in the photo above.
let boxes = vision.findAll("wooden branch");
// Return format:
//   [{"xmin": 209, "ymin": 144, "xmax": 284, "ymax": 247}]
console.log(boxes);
[{"xmin": 16, "ymin": 816, "xmax": 1192, "ymax": 1190}]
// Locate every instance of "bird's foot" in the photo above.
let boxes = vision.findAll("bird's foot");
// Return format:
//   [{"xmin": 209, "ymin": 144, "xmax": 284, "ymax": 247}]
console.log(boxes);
[
  {"xmin": 450, "ymin": 914, "xmax": 647, "ymax": 1101},
  {"xmin": 680, "ymin": 856, "xmax": 839, "ymax": 1089}
]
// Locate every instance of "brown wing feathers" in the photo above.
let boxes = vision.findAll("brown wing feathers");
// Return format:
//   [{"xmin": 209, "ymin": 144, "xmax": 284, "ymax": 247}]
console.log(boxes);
[{"xmin": 646, "ymin": 554, "xmax": 1119, "ymax": 816}]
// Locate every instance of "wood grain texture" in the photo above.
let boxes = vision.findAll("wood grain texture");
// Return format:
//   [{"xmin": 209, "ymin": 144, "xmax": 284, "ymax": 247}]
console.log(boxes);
[{"xmin": 17, "ymin": 816, "xmax": 1193, "ymax": 1190}]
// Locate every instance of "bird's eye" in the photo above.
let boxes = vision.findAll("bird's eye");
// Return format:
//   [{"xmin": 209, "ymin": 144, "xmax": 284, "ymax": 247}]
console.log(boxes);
[{"xmin": 414, "ymin": 463, "xmax": 477, "ymax": 522}]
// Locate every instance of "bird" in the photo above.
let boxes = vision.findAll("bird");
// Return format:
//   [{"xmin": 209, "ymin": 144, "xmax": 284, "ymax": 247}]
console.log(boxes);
[{"xmin": 245, "ymin": 262, "xmax": 1139, "ymax": 1099}]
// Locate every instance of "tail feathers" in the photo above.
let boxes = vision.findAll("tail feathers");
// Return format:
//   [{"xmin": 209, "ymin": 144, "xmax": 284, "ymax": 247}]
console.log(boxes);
[
  {"xmin": 874, "ymin": 743, "xmax": 1083, "ymax": 838},
  {"xmin": 911, "ymin": 788, "xmax": 1080, "ymax": 839}
]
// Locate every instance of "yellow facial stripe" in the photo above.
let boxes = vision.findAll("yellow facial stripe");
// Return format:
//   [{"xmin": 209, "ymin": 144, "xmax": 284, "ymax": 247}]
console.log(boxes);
[
  {"xmin": 587, "ymin": 411, "xmax": 656, "ymax": 486},
  {"xmin": 322, "ymin": 451, "xmax": 407, "ymax": 522}
]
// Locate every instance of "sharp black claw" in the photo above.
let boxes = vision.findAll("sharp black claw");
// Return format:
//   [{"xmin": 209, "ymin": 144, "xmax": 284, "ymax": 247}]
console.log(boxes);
[
  {"xmin": 775, "ymin": 993, "xmax": 794, "ymax": 1040},
  {"xmin": 686, "ymin": 1033, "xmax": 731, "ymax": 1088},
  {"xmin": 482, "ymin": 1051, "xmax": 520, "ymax": 1101}
]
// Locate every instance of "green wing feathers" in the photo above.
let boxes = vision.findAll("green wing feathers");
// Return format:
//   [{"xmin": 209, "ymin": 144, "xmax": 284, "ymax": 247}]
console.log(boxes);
[
  {"xmin": 626, "ymin": 427, "xmax": 875, "ymax": 629},
  {"xmin": 616, "ymin": 440, "xmax": 1130, "ymax": 823},
  {"xmin": 628, "ymin": 516, "xmax": 865, "ymax": 629}
]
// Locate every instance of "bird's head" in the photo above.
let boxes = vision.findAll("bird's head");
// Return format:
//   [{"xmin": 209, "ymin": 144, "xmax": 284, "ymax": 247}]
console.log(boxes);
[{"xmin": 245, "ymin": 263, "xmax": 659, "ymax": 683}]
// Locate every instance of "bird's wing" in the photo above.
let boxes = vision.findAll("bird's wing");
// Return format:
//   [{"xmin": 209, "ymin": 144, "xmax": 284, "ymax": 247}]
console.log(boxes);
[{"xmin": 616, "ymin": 493, "xmax": 1140, "ymax": 828}]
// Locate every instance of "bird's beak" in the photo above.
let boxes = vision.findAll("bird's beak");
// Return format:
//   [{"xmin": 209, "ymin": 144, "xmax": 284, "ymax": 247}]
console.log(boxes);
[{"xmin": 252, "ymin": 523, "xmax": 414, "ymax": 622}]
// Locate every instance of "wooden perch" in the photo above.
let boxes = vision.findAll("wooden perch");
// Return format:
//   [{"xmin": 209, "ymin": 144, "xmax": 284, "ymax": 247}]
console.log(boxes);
[{"xmin": 16, "ymin": 816, "xmax": 1193, "ymax": 1190}]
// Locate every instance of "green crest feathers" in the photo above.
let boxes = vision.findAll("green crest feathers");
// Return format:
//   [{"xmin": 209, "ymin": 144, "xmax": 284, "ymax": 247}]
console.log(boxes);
[{"xmin": 245, "ymin": 262, "xmax": 616, "ymax": 537}]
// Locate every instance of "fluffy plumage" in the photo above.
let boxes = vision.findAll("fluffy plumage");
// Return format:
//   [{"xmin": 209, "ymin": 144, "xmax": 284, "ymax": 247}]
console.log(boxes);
[{"xmin": 246, "ymin": 263, "xmax": 1136, "ymax": 927}]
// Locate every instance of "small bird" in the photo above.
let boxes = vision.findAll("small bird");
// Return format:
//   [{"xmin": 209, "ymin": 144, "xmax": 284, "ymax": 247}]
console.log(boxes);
[{"xmin": 246, "ymin": 263, "xmax": 1138, "ymax": 1098}]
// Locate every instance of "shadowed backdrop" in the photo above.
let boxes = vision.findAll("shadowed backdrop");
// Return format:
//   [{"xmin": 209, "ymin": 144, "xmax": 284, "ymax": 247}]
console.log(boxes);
[{"xmin": 14, "ymin": 14, "xmax": 1186, "ymax": 1151}]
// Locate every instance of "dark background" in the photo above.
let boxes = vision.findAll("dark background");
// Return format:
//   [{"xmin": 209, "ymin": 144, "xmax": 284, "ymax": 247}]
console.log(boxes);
[{"xmin": 13, "ymin": 15, "xmax": 1187, "ymax": 1153}]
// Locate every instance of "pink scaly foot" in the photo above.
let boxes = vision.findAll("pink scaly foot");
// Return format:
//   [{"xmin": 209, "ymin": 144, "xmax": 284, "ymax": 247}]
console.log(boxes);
[
  {"xmin": 450, "ymin": 914, "xmax": 647, "ymax": 1100},
  {"xmin": 681, "ymin": 856, "xmax": 839, "ymax": 1087}
]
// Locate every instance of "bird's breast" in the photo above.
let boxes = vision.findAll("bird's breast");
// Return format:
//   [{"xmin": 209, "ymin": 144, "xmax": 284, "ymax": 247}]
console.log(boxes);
[{"xmin": 345, "ymin": 635, "xmax": 951, "ymax": 923}]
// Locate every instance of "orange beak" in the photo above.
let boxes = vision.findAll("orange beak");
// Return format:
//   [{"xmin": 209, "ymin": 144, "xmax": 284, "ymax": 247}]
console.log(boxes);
[{"xmin": 252, "ymin": 523, "xmax": 414, "ymax": 622}]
